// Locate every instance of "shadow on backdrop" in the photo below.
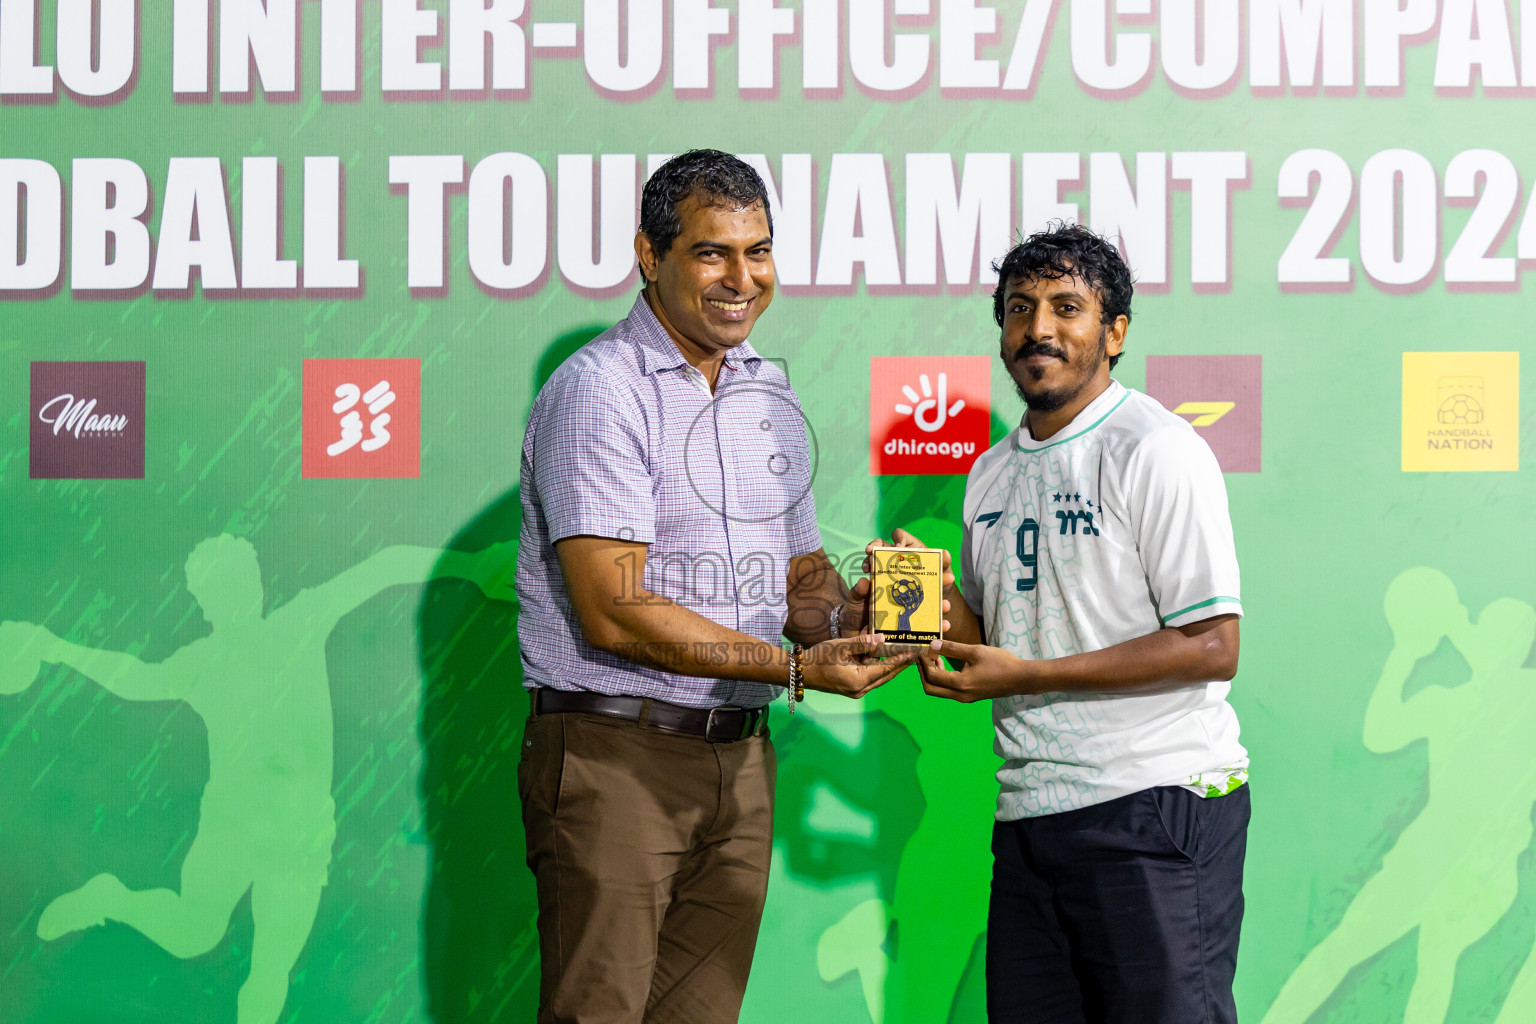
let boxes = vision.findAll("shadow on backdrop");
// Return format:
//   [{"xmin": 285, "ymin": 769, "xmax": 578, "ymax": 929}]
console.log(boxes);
[
  {"xmin": 772, "ymin": 412, "xmax": 1012, "ymax": 1024},
  {"xmin": 868, "ymin": 459, "xmax": 999, "ymax": 1024},
  {"xmin": 416, "ymin": 327, "xmax": 602, "ymax": 1023}
]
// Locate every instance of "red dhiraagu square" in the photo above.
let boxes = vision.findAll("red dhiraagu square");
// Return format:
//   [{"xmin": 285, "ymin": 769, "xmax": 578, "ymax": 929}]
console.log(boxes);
[
  {"xmin": 1145, "ymin": 355, "xmax": 1262, "ymax": 473},
  {"xmin": 302, "ymin": 359, "xmax": 421, "ymax": 479},
  {"xmin": 870, "ymin": 356, "xmax": 991, "ymax": 475}
]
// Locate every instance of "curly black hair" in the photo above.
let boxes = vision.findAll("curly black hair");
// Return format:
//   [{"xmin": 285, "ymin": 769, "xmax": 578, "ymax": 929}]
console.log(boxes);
[
  {"xmin": 990, "ymin": 222, "xmax": 1134, "ymax": 370},
  {"xmin": 639, "ymin": 150, "xmax": 773, "ymax": 260}
]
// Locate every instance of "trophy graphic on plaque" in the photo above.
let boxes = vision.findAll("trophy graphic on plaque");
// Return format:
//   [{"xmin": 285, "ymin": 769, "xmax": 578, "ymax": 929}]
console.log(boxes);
[{"xmin": 869, "ymin": 547, "xmax": 944, "ymax": 647}]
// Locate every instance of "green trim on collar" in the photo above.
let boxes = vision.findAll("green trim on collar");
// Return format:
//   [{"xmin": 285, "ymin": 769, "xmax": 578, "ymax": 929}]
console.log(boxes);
[{"xmin": 1015, "ymin": 389, "xmax": 1131, "ymax": 453}]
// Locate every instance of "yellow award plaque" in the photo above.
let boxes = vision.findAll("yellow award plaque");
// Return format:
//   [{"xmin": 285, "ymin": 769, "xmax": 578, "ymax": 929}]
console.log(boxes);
[{"xmin": 868, "ymin": 546, "xmax": 944, "ymax": 647}]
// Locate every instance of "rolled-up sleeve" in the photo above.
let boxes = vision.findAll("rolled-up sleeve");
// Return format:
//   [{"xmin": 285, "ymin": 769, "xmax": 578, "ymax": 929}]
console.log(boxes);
[{"xmin": 533, "ymin": 372, "xmax": 657, "ymax": 545}]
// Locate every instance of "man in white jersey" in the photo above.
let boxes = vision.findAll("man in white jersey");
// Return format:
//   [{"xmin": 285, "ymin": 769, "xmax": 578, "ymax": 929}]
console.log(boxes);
[{"xmin": 912, "ymin": 224, "xmax": 1249, "ymax": 1023}]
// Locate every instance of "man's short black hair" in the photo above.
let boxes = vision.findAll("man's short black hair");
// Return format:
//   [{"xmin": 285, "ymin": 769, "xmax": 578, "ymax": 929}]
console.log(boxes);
[
  {"xmin": 990, "ymin": 222, "xmax": 1134, "ymax": 370},
  {"xmin": 639, "ymin": 150, "xmax": 773, "ymax": 260}
]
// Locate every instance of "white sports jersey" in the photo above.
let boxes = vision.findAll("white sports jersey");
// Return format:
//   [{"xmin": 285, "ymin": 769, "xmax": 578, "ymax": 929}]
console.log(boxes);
[{"xmin": 960, "ymin": 380, "xmax": 1248, "ymax": 820}]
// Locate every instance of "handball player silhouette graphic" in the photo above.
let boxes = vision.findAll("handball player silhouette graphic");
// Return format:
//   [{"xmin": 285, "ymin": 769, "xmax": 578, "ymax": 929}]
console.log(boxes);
[
  {"xmin": 0, "ymin": 534, "xmax": 516, "ymax": 1024},
  {"xmin": 1262, "ymin": 566, "xmax": 1536, "ymax": 1024}
]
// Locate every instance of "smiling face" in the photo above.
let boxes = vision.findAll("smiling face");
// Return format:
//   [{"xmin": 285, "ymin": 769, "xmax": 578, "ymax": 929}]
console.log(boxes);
[
  {"xmin": 999, "ymin": 271, "xmax": 1127, "ymax": 431},
  {"xmin": 636, "ymin": 195, "xmax": 775, "ymax": 369}
]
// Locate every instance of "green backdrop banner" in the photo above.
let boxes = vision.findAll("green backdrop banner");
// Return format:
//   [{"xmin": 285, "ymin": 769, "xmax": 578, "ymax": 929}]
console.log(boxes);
[{"xmin": 3, "ymin": 2, "xmax": 1535, "ymax": 1022}]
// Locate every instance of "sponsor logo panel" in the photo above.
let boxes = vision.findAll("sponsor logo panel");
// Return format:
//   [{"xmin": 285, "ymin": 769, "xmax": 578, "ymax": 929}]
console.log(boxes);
[
  {"xmin": 870, "ymin": 356, "xmax": 990, "ymax": 475},
  {"xmin": 1401, "ymin": 352, "xmax": 1519, "ymax": 472},
  {"xmin": 1145, "ymin": 354, "xmax": 1262, "ymax": 473},
  {"xmin": 29, "ymin": 361, "xmax": 146, "ymax": 480},
  {"xmin": 302, "ymin": 358, "xmax": 421, "ymax": 479}
]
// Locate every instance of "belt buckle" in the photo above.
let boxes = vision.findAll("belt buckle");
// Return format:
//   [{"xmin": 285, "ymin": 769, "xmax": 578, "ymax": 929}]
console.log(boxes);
[{"xmin": 705, "ymin": 704, "xmax": 744, "ymax": 743}]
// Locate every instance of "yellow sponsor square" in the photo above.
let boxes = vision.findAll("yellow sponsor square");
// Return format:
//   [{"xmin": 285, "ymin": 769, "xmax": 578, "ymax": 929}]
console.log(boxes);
[{"xmin": 1401, "ymin": 352, "xmax": 1519, "ymax": 472}]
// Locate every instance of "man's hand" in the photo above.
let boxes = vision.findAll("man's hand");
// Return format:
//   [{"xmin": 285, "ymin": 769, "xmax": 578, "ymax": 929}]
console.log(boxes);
[
  {"xmin": 0, "ymin": 621, "xmax": 53, "ymax": 696},
  {"xmin": 785, "ymin": 548, "xmax": 851, "ymax": 645},
  {"xmin": 921, "ymin": 614, "xmax": 1240, "ymax": 701},
  {"xmin": 917, "ymin": 639, "xmax": 1033, "ymax": 703},
  {"xmin": 803, "ymin": 633, "xmax": 914, "ymax": 699},
  {"xmin": 849, "ymin": 528, "xmax": 958, "ymax": 635}
]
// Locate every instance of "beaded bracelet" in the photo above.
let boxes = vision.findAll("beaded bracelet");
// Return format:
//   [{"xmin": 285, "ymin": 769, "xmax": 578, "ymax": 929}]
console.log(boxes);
[{"xmin": 788, "ymin": 644, "xmax": 805, "ymax": 713}]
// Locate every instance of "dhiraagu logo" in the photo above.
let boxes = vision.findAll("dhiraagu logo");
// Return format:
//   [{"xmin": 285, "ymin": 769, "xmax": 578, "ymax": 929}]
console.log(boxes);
[
  {"xmin": 1402, "ymin": 353, "xmax": 1519, "ymax": 471},
  {"xmin": 894, "ymin": 372, "xmax": 966, "ymax": 432},
  {"xmin": 870, "ymin": 356, "xmax": 990, "ymax": 475}
]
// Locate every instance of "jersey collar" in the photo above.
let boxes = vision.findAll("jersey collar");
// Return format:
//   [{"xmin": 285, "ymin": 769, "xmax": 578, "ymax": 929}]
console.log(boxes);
[{"xmin": 1015, "ymin": 379, "xmax": 1128, "ymax": 452}]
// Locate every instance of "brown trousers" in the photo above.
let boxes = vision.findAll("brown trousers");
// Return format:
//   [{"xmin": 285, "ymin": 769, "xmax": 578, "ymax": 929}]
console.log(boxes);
[{"xmin": 518, "ymin": 705, "xmax": 776, "ymax": 1024}]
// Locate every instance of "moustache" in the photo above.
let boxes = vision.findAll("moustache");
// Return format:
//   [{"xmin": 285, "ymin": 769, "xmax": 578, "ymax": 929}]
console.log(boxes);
[{"xmin": 1014, "ymin": 342, "xmax": 1067, "ymax": 363}]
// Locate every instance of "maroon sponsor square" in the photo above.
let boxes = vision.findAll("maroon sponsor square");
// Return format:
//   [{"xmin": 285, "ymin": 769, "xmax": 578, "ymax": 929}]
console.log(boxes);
[
  {"xmin": 1145, "ymin": 355, "xmax": 1262, "ymax": 473},
  {"xmin": 30, "ymin": 361, "xmax": 147, "ymax": 480}
]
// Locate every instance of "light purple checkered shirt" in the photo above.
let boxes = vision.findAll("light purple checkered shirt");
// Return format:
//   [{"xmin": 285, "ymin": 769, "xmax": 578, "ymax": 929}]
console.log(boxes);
[{"xmin": 516, "ymin": 293, "xmax": 822, "ymax": 709}]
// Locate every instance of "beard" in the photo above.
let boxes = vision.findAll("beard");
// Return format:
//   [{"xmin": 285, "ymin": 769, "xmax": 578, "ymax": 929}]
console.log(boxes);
[{"xmin": 1009, "ymin": 329, "xmax": 1109, "ymax": 411}]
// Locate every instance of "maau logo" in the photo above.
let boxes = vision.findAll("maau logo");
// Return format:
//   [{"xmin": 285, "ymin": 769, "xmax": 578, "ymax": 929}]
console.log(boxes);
[
  {"xmin": 1402, "ymin": 353, "xmax": 1518, "ymax": 472},
  {"xmin": 302, "ymin": 359, "xmax": 421, "ymax": 479},
  {"xmin": 870, "ymin": 356, "xmax": 990, "ymax": 475},
  {"xmin": 29, "ymin": 361, "xmax": 146, "ymax": 479},
  {"xmin": 1146, "ymin": 355, "xmax": 1262, "ymax": 473},
  {"xmin": 38, "ymin": 396, "xmax": 130, "ymax": 437}
]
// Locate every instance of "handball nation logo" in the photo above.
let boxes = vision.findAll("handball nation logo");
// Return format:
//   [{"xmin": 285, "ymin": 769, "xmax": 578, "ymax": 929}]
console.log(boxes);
[
  {"xmin": 1402, "ymin": 352, "xmax": 1518, "ymax": 472},
  {"xmin": 302, "ymin": 359, "xmax": 421, "ymax": 478},
  {"xmin": 870, "ymin": 356, "xmax": 990, "ymax": 475},
  {"xmin": 1436, "ymin": 377, "xmax": 1485, "ymax": 424}
]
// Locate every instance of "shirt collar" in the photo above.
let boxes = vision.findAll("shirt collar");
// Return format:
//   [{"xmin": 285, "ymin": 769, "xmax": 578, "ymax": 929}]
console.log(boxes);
[
  {"xmin": 1015, "ymin": 379, "xmax": 1126, "ymax": 451},
  {"xmin": 627, "ymin": 291, "xmax": 764, "ymax": 379}
]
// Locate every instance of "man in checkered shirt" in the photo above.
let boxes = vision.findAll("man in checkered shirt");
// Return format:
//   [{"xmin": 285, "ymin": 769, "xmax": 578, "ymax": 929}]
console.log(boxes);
[{"xmin": 515, "ymin": 150, "xmax": 910, "ymax": 1023}]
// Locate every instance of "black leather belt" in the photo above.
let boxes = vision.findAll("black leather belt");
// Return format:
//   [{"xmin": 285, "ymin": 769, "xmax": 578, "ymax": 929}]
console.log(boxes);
[{"xmin": 533, "ymin": 688, "xmax": 769, "ymax": 742}]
